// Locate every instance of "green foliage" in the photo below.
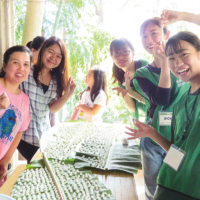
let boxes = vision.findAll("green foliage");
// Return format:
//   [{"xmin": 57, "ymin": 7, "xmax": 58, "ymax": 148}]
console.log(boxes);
[
  {"xmin": 14, "ymin": 0, "xmax": 27, "ymax": 44},
  {"xmin": 15, "ymin": 0, "xmax": 200, "ymax": 126},
  {"xmin": 13, "ymin": 0, "xmax": 141, "ymax": 125}
]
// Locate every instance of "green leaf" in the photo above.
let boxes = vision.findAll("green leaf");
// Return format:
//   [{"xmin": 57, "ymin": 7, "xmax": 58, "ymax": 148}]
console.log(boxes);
[
  {"xmin": 26, "ymin": 159, "xmax": 45, "ymax": 169},
  {"xmin": 64, "ymin": 159, "xmax": 75, "ymax": 165}
]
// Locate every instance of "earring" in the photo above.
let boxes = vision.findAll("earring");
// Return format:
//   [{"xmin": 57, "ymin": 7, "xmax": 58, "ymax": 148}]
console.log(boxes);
[{"xmin": 51, "ymin": 69, "xmax": 53, "ymax": 71}]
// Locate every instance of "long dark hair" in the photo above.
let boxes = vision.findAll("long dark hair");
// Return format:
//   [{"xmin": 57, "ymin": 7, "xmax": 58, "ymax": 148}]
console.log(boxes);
[
  {"xmin": 165, "ymin": 31, "xmax": 200, "ymax": 56},
  {"xmin": 0, "ymin": 45, "xmax": 32, "ymax": 77},
  {"xmin": 33, "ymin": 36, "xmax": 69, "ymax": 98},
  {"xmin": 110, "ymin": 38, "xmax": 140, "ymax": 84},
  {"xmin": 26, "ymin": 36, "xmax": 46, "ymax": 51},
  {"xmin": 81, "ymin": 67, "xmax": 108, "ymax": 104}
]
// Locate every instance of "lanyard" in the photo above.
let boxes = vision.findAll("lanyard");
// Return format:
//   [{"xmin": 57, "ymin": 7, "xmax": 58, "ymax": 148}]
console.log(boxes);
[{"xmin": 181, "ymin": 89, "xmax": 200, "ymax": 141}]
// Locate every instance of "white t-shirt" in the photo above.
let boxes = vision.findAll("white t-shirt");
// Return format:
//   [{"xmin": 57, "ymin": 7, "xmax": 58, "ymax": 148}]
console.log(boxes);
[{"xmin": 77, "ymin": 90, "xmax": 107, "ymax": 122}]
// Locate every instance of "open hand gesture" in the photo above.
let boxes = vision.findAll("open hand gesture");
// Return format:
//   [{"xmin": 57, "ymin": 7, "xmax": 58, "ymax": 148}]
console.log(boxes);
[
  {"xmin": 125, "ymin": 119, "xmax": 158, "ymax": 140},
  {"xmin": 112, "ymin": 87, "xmax": 128, "ymax": 98}
]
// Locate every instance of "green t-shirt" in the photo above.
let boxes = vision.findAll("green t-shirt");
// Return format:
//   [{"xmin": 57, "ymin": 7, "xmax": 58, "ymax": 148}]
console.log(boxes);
[
  {"xmin": 134, "ymin": 67, "xmax": 190, "ymax": 142},
  {"xmin": 157, "ymin": 88, "xmax": 200, "ymax": 199},
  {"xmin": 118, "ymin": 59, "xmax": 150, "ymax": 122}
]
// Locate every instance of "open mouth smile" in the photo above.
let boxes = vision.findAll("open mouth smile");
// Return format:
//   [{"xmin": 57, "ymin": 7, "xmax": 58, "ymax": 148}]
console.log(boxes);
[
  {"xmin": 177, "ymin": 68, "xmax": 189, "ymax": 75},
  {"xmin": 16, "ymin": 73, "xmax": 24, "ymax": 77}
]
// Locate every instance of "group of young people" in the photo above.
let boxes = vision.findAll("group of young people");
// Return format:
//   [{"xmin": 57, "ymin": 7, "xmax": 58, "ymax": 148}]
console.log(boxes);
[
  {"xmin": 0, "ymin": 8, "xmax": 200, "ymax": 200},
  {"xmin": 117, "ymin": 10, "xmax": 199, "ymax": 200},
  {"xmin": 0, "ymin": 33, "xmax": 108, "ymax": 188}
]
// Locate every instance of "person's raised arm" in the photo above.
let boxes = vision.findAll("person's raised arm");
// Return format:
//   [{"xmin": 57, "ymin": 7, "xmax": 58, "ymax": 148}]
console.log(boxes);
[
  {"xmin": 49, "ymin": 77, "xmax": 76, "ymax": 113},
  {"xmin": 136, "ymin": 43, "xmax": 171, "ymax": 106},
  {"xmin": 155, "ymin": 42, "xmax": 171, "ymax": 89},
  {"xmin": 161, "ymin": 10, "xmax": 200, "ymax": 26}
]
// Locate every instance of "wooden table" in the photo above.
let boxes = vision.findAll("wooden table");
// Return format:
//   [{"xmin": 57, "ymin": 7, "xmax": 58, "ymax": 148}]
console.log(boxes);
[{"xmin": 0, "ymin": 149, "xmax": 139, "ymax": 200}]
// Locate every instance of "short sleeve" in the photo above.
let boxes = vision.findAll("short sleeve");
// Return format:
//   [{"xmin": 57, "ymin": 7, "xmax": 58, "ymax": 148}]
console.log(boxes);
[
  {"xmin": 94, "ymin": 91, "xmax": 107, "ymax": 106},
  {"xmin": 19, "ymin": 96, "xmax": 31, "ymax": 132}
]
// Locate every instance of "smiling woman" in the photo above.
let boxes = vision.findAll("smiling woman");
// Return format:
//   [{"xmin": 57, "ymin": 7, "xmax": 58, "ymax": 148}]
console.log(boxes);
[
  {"xmin": 110, "ymin": 38, "xmax": 149, "ymax": 118},
  {"xmin": 166, "ymin": 32, "xmax": 200, "ymax": 86},
  {"xmin": 2, "ymin": 52, "xmax": 31, "ymax": 87},
  {"xmin": 17, "ymin": 36, "xmax": 76, "ymax": 164},
  {"xmin": 0, "ymin": 46, "xmax": 31, "ymax": 187}
]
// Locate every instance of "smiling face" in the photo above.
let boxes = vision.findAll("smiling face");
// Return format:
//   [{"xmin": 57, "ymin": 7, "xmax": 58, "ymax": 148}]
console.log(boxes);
[
  {"xmin": 167, "ymin": 40, "xmax": 200, "ymax": 83},
  {"xmin": 3, "ymin": 52, "xmax": 31, "ymax": 85},
  {"xmin": 141, "ymin": 22, "xmax": 169, "ymax": 55},
  {"xmin": 42, "ymin": 44, "xmax": 62, "ymax": 70},
  {"xmin": 111, "ymin": 44, "xmax": 134, "ymax": 70},
  {"xmin": 85, "ymin": 70, "xmax": 94, "ymax": 88}
]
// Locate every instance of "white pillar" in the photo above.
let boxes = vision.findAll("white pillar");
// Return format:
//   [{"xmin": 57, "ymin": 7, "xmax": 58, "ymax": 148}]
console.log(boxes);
[
  {"xmin": 22, "ymin": 0, "xmax": 45, "ymax": 45},
  {"xmin": 0, "ymin": 0, "xmax": 15, "ymax": 66}
]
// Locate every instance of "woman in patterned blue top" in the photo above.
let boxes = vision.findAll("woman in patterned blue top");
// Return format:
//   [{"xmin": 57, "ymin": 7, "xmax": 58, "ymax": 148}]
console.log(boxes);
[{"xmin": 18, "ymin": 36, "xmax": 76, "ymax": 163}]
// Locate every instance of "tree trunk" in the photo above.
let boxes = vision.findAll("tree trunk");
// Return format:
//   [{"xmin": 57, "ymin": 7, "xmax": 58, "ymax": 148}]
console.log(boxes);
[
  {"xmin": 22, "ymin": 0, "xmax": 45, "ymax": 45},
  {"xmin": 0, "ymin": 0, "xmax": 15, "ymax": 65}
]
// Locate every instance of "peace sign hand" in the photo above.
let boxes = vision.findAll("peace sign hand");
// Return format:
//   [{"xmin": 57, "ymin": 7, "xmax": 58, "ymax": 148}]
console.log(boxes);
[{"xmin": 64, "ymin": 77, "xmax": 76, "ymax": 96}]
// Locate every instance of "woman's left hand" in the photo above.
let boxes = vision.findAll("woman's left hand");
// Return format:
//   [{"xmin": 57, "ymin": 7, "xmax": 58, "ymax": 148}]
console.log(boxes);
[
  {"xmin": 125, "ymin": 119, "xmax": 158, "ymax": 140},
  {"xmin": 64, "ymin": 77, "xmax": 76, "ymax": 96}
]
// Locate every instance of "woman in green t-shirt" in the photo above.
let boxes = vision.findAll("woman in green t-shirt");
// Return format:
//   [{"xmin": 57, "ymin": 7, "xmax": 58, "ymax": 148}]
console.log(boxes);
[
  {"xmin": 126, "ymin": 9, "xmax": 200, "ymax": 200},
  {"xmin": 110, "ymin": 38, "xmax": 150, "ymax": 121}
]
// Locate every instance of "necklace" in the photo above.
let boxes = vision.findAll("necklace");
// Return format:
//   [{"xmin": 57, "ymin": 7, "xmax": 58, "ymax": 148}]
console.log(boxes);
[
  {"xmin": 39, "ymin": 72, "xmax": 51, "ymax": 86},
  {"xmin": 153, "ymin": 62, "xmax": 157, "ymax": 68}
]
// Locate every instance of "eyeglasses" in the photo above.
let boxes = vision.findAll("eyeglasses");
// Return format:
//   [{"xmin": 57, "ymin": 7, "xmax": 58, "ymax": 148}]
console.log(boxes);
[{"xmin": 112, "ymin": 50, "xmax": 132, "ymax": 58}]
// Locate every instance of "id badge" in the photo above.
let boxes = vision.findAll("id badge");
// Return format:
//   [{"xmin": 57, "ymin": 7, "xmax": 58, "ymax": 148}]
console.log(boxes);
[
  {"xmin": 159, "ymin": 111, "xmax": 172, "ymax": 126},
  {"xmin": 163, "ymin": 144, "xmax": 186, "ymax": 171}
]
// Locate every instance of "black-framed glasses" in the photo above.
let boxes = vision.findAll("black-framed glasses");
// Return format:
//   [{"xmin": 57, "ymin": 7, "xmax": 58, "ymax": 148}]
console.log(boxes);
[{"xmin": 112, "ymin": 50, "xmax": 132, "ymax": 58}]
